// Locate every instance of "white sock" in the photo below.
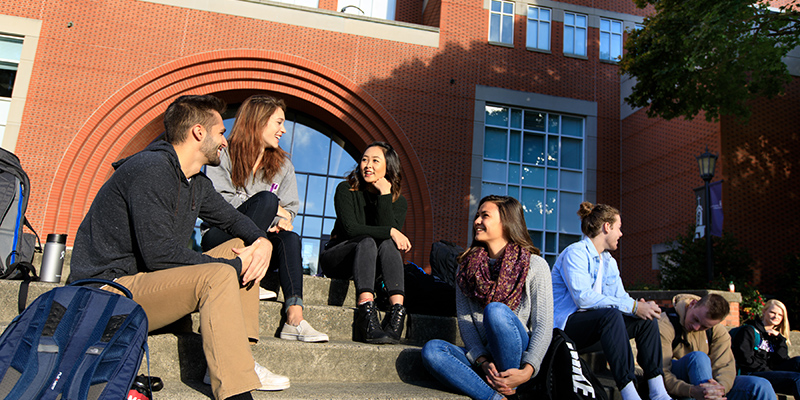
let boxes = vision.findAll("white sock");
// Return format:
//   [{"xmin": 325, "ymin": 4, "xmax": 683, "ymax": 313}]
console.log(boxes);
[
  {"xmin": 648, "ymin": 376, "xmax": 673, "ymax": 400},
  {"xmin": 620, "ymin": 381, "xmax": 642, "ymax": 400}
]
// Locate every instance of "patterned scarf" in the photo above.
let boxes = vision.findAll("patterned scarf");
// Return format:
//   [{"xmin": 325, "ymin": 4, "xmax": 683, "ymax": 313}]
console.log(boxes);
[{"xmin": 456, "ymin": 243, "xmax": 531, "ymax": 311}]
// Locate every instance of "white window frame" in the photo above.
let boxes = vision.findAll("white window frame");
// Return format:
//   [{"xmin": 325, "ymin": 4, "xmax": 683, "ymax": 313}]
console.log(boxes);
[
  {"xmin": 526, "ymin": 6, "xmax": 551, "ymax": 51},
  {"xmin": 563, "ymin": 12, "xmax": 587, "ymax": 57},
  {"xmin": 336, "ymin": 0, "xmax": 395, "ymax": 20},
  {"xmin": 599, "ymin": 18, "xmax": 623, "ymax": 61},
  {"xmin": 489, "ymin": 0, "xmax": 515, "ymax": 45}
]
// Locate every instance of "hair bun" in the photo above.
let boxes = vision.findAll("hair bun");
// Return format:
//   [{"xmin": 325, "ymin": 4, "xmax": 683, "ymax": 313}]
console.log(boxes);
[{"xmin": 577, "ymin": 201, "xmax": 594, "ymax": 219}]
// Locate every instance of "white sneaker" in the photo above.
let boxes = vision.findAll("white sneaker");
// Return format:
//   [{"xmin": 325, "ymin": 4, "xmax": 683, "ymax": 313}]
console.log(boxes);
[
  {"xmin": 259, "ymin": 287, "xmax": 277, "ymax": 300},
  {"xmin": 279, "ymin": 320, "xmax": 329, "ymax": 343},
  {"xmin": 254, "ymin": 361, "xmax": 290, "ymax": 391},
  {"xmin": 203, "ymin": 362, "xmax": 290, "ymax": 391}
]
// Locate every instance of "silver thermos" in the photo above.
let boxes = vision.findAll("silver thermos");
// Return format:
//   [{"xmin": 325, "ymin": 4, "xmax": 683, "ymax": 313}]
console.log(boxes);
[{"xmin": 40, "ymin": 234, "xmax": 67, "ymax": 283}]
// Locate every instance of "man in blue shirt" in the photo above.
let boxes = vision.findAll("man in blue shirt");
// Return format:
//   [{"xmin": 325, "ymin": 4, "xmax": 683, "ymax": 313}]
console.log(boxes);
[{"xmin": 552, "ymin": 202, "xmax": 672, "ymax": 400}]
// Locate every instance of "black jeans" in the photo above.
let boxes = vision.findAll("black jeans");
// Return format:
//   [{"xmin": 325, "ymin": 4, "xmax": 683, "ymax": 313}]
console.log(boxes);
[
  {"xmin": 202, "ymin": 191, "xmax": 303, "ymax": 307},
  {"xmin": 319, "ymin": 235, "xmax": 404, "ymax": 298},
  {"xmin": 564, "ymin": 308, "xmax": 663, "ymax": 389}
]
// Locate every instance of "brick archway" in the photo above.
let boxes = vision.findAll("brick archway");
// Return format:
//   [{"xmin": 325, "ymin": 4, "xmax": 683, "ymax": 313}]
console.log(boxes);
[{"xmin": 46, "ymin": 50, "xmax": 433, "ymax": 265}]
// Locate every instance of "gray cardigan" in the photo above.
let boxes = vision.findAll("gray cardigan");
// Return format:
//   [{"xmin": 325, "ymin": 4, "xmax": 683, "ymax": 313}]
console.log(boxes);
[
  {"xmin": 206, "ymin": 148, "xmax": 300, "ymax": 227},
  {"xmin": 456, "ymin": 254, "xmax": 553, "ymax": 378}
]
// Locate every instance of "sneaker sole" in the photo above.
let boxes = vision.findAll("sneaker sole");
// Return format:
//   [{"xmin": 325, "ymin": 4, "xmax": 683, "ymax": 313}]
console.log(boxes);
[
  {"xmin": 256, "ymin": 382, "xmax": 290, "ymax": 391},
  {"xmin": 279, "ymin": 333, "xmax": 329, "ymax": 342}
]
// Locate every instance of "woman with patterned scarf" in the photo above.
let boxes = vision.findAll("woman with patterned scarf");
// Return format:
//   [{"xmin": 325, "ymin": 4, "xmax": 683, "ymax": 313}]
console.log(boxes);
[{"xmin": 421, "ymin": 195, "xmax": 553, "ymax": 400}]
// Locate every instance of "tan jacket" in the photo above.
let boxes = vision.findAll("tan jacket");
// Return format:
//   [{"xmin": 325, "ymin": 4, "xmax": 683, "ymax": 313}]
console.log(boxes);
[{"xmin": 658, "ymin": 294, "xmax": 736, "ymax": 398}]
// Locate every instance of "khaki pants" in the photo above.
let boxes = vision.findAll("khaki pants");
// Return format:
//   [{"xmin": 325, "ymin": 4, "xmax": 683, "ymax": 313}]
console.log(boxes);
[{"xmin": 107, "ymin": 239, "xmax": 261, "ymax": 400}]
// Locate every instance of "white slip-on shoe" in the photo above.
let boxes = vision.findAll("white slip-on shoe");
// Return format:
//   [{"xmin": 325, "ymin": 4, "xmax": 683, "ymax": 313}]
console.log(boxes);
[
  {"xmin": 279, "ymin": 320, "xmax": 329, "ymax": 343},
  {"xmin": 259, "ymin": 287, "xmax": 277, "ymax": 300},
  {"xmin": 254, "ymin": 361, "xmax": 290, "ymax": 391},
  {"xmin": 203, "ymin": 362, "xmax": 290, "ymax": 391}
]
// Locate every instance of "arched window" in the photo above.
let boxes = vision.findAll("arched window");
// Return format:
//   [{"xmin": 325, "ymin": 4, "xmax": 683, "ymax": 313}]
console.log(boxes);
[{"xmin": 211, "ymin": 108, "xmax": 358, "ymax": 275}]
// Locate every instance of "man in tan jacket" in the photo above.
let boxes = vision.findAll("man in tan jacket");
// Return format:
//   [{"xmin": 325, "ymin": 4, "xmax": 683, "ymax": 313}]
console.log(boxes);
[{"xmin": 659, "ymin": 293, "xmax": 775, "ymax": 400}]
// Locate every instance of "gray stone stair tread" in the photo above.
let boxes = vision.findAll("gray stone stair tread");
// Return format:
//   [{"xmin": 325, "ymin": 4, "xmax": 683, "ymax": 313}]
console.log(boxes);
[{"xmin": 150, "ymin": 381, "xmax": 469, "ymax": 399}]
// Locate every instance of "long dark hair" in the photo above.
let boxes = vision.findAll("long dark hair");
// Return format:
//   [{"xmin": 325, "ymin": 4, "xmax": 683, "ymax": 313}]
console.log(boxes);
[
  {"xmin": 227, "ymin": 95, "xmax": 288, "ymax": 190},
  {"xmin": 458, "ymin": 195, "xmax": 541, "ymax": 263},
  {"xmin": 346, "ymin": 141, "xmax": 403, "ymax": 202}
]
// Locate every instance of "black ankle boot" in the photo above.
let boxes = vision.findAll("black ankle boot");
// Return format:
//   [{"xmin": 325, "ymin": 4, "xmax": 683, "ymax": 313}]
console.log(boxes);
[
  {"xmin": 354, "ymin": 301, "xmax": 393, "ymax": 344},
  {"xmin": 382, "ymin": 303, "xmax": 406, "ymax": 343}
]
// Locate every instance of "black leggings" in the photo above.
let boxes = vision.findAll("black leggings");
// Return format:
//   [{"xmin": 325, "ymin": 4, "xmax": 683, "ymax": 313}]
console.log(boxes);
[
  {"xmin": 319, "ymin": 235, "xmax": 404, "ymax": 298},
  {"xmin": 202, "ymin": 191, "xmax": 304, "ymax": 307}
]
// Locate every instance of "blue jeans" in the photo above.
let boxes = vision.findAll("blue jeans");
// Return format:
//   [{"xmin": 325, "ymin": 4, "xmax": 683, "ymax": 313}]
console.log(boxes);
[
  {"xmin": 671, "ymin": 351, "xmax": 775, "ymax": 400},
  {"xmin": 748, "ymin": 356, "xmax": 800, "ymax": 398},
  {"xmin": 421, "ymin": 302, "xmax": 528, "ymax": 400}
]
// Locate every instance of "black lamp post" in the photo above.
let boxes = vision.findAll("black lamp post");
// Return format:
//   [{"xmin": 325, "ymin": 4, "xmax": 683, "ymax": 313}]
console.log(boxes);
[{"xmin": 696, "ymin": 147, "xmax": 718, "ymax": 283}]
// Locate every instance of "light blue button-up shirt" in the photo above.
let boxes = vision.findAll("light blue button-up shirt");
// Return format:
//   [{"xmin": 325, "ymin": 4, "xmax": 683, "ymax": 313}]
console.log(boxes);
[{"xmin": 551, "ymin": 236, "xmax": 635, "ymax": 329}]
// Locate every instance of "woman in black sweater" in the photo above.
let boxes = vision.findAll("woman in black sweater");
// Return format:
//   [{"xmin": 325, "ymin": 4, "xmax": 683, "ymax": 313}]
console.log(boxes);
[
  {"xmin": 320, "ymin": 142, "xmax": 410, "ymax": 344},
  {"xmin": 733, "ymin": 299, "xmax": 800, "ymax": 397}
]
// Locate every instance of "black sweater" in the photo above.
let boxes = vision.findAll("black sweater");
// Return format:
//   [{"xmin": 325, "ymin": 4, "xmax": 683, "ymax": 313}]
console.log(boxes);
[
  {"xmin": 732, "ymin": 318, "xmax": 790, "ymax": 373},
  {"xmin": 328, "ymin": 181, "xmax": 407, "ymax": 244},
  {"xmin": 69, "ymin": 141, "xmax": 264, "ymax": 282}
]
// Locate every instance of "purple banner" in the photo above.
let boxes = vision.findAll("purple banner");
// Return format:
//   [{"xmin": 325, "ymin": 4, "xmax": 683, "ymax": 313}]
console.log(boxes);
[{"xmin": 693, "ymin": 180, "xmax": 723, "ymax": 238}]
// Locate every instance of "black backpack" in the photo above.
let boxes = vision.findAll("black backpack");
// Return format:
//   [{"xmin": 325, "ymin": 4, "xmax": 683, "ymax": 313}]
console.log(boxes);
[
  {"xmin": 528, "ymin": 329, "xmax": 609, "ymax": 400},
  {"xmin": 0, "ymin": 147, "xmax": 40, "ymax": 280},
  {"xmin": 429, "ymin": 240, "xmax": 463, "ymax": 288}
]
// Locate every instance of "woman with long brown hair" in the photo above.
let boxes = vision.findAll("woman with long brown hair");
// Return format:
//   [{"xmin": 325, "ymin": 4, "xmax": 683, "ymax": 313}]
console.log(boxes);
[
  {"xmin": 319, "ymin": 141, "xmax": 411, "ymax": 344},
  {"xmin": 204, "ymin": 94, "xmax": 327, "ymax": 343},
  {"xmin": 421, "ymin": 195, "xmax": 553, "ymax": 400}
]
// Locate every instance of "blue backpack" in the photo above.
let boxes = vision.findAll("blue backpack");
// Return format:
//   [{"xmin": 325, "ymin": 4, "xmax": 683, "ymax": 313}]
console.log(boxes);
[{"xmin": 0, "ymin": 279, "xmax": 149, "ymax": 400}]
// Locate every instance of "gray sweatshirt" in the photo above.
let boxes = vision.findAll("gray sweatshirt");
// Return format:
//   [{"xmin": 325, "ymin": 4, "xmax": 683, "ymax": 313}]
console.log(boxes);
[{"xmin": 205, "ymin": 148, "xmax": 300, "ymax": 227}]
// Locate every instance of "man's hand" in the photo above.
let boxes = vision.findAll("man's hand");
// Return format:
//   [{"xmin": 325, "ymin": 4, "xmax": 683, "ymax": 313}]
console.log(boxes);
[
  {"xmin": 233, "ymin": 238, "xmax": 272, "ymax": 285},
  {"xmin": 635, "ymin": 299, "xmax": 662, "ymax": 320},
  {"xmin": 689, "ymin": 379, "xmax": 727, "ymax": 400}
]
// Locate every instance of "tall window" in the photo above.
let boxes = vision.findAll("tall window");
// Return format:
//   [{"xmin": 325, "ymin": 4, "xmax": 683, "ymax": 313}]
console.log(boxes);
[
  {"xmin": 599, "ymin": 18, "xmax": 623, "ymax": 61},
  {"xmin": 526, "ymin": 6, "xmax": 550, "ymax": 51},
  {"xmin": 482, "ymin": 105, "xmax": 584, "ymax": 266},
  {"xmin": 337, "ymin": 0, "xmax": 396, "ymax": 20},
  {"xmin": 489, "ymin": 0, "xmax": 514, "ymax": 45},
  {"xmin": 563, "ymin": 12, "xmax": 587, "ymax": 56},
  {"xmin": 0, "ymin": 35, "xmax": 23, "ymax": 145}
]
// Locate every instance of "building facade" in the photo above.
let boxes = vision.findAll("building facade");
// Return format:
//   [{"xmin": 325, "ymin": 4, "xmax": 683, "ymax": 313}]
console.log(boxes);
[{"xmin": 1, "ymin": 0, "xmax": 797, "ymax": 289}]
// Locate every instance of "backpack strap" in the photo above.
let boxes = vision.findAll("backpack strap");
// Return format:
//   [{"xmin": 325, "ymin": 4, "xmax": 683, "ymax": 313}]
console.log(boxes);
[
  {"xmin": 748, "ymin": 325, "xmax": 761, "ymax": 351},
  {"xmin": 664, "ymin": 308, "xmax": 688, "ymax": 349}
]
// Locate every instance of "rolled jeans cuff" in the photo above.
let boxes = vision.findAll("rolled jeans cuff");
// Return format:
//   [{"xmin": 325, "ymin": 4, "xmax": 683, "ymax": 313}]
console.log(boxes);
[{"xmin": 284, "ymin": 295, "xmax": 304, "ymax": 311}]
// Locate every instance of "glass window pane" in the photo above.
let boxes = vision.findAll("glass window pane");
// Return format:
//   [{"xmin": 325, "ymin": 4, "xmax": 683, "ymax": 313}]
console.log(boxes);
[
  {"xmin": 508, "ymin": 185, "xmax": 519, "ymax": 198},
  {"xmin": 324, "ymin": 177, "xmax": 339, "ymax": 217},
  {"xmin": 301, "ymin": 238, "xmax": 320, "ymax": 275},
  {"xmin": 503, "ymin": 2, "xmax": 512, "ymax": 14},
  {"xmin": 323, "ymin": 218, "xmax": 336, "ymax": 236},
  {"xmin": 490, "ymin": 14, "xmax": 501, "ymax": 42},
  {"xmin": 305, "ymin": 175, "xmax": 326, "ymax": 215},
  {"xmin": 484, "ymin": 127, "xmax": 508, "ymax": 159},
  {"xmin": 510, "ymin": 109, "xmax": 522, "ymax": 128},
  {"xmin": 539, "ymin": 21, "xmax": 550, "ymax": 50},
  {"xmin": 303, "ymin": 216, "xmax": 323, "ymax": 237},
  {"xmin": 611, "ymin": 34, "xmax": 622, "ymax": 60},
  {"xmin": 545, "ymin": 232, "xmax": 556, "ymax": 253},
  {"xmin": 483, "ymin": 161, "xmax": 506, "ymax": 182},
  {"xmin": 0, "ymin": 69, "xmax": 17, "ymax": 98},
  {"xmin": 292, "ymin": 127, "xmax": 330, "ymax": 174},
  {"xmin": 521, "ymin": 187, "xmax": 544, "ymax": 230},
  {"xmin": 485, "ymin": 105, "xmax": 508, "ymax": 126},
  {"xmin": 548, "ymin": 114, "xmax": 559, "ymax": 133},
  {"xmin": 281, "ymin": 120, "xmax": 295, "ymax": 152},
  {"xmin": 545, "ymin": 255, "xmax": 556, "ymax": 267},
  {"xmin": 296, "ymin": 174, "xmax": 307, "ymax": 214},
  {"xmin": 546, "ymin": 169, "xmax": 558, "ymax": 188},
  {"xmin": 561, "ymin": 138, "xmax": 583, "ymax": 169},
  {"xmin": 508, "ymin": 163, "xmax": 520, "ymax": 183},
  {"xmin": 562, "ymin": 116, "xmax": 583, "ymax": 137},
  {"xmin": 527, "ymin": 20, "xmax": 538, "ymax": 48},
  {"xmin": 528, "ymin": 6, "xmax": 538, "ymax": 19},
  {"xmin": 523, "ymin": 133, "xmax": 545, "ymax": 165},
  {"xmin": 0, "ymin": 100, "xmax": 10, "ymax": 125},
  {"xmin": 559, "ymin": 192, "xmax": 583, "ymax": 233},
  {"xmin": 547, "ymin": 136, "xmax": 558, "ymax": 166},
  {"xmin": 482, "ymin": 182, "xmax": 506, "ymax": 198},
  {"xmin": 524, "ymin": 110, "xmax": 545, "ymax": 131},
  {"xmin": 576, "ymin": 14, "xmax": 586, "ymax": 27},
  {"xmin": 564, "ymin": 26, "xmax": 574, "ymax": 54},
  {"xmin": 521, "ymin": 165, "xmax": 544, "ymax": 187},
  {"xmin": 545, "ymin": 191, "xmax": 557, "ymax": 230},
  {"xmin": 561, "ymin": 170, "xmax": 582, "ymax": 191},
  {"xmin": 509, "ymin": 131, "xmax": 521, "ymax": 162},
  {"xmin": 559, "ymin": 234, "xmax": 581, "ymax": 253},
  {"xmin": 530, "ymin": 230, "xmax": 543, "ymax": 250},
  {"xmin": 576, "ymin": 28, "xmax": 586, "ymax": 55},
  {"xmin": 600, "ymin": 32, "xmax": 610, "ymax": 59},
  {"xmin": 540, "ymin": 8, "xmax": 550, "ymax": 20},
  {"xmin": 294, "ymin": 216, "xmax": 303, "ymax": 234},
  {"xmin": 329, "ymin": 144, "xmax": 356, "ymax": 177},
  {"xmin": 502, "ymin": 15, "xmax": 514, "ymax": 44},
  {"xmin": 612, "ymin": 20, "xmax": 623, "ymax": 33},
  {"xmin": 491, "ymin": 0, "xmax": 501, "ymax": 12},
  {"xmin": 565, "ymin": 13, "xmax": 574, "ymax": 25},
  {"xmin": 0, "ymin": 36, "xmax": 23, "ymax": 63}
]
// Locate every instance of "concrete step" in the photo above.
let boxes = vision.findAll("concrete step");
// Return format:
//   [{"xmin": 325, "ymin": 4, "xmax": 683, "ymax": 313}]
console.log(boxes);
[{"xmin": 144, "ymin": 381, "xmax": 469, "ymax": 399}]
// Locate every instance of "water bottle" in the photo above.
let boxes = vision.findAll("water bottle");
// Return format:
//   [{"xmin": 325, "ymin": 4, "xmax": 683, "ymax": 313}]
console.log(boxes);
[{"xmin": 40, "ymin": 234, "xmax": 67, "ymax": 283}]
